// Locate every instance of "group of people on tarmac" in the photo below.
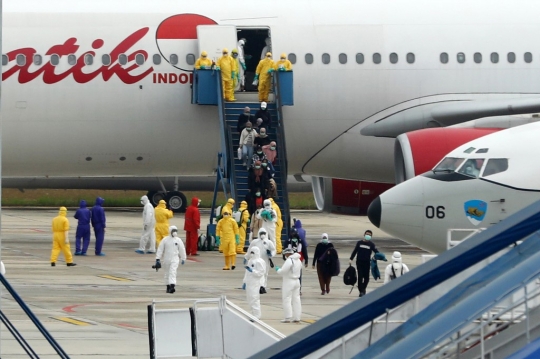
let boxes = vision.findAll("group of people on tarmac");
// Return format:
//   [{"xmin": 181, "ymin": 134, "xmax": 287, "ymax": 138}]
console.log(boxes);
[{"xmin": 195, "ymin": 37, "xmax": 292, "ymax": 103}]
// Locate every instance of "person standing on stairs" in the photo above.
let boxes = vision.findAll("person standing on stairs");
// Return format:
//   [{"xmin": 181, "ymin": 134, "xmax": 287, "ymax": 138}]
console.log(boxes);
[
  {"xmin": 195, "ymin": 51, "xmax": 213, "ymax": 70},
  {"xmin": 254, "ymin": 52, "xmax": 275, "ymax": 102},
  {"xmin": 237, "ymin": 106, "xmax": 254, "ymax": 133},
  {"xmin": 216, "ymin": 48, "xmax": 236, "ymax": 102},
  {"xmin": 257, "ymin": 199, "xmax": 278, "ymax": 249},
  {"xmin": 236, "ymin": 38, "xmax": 247, "ymax": 92},
  {"xmin": 216, "ymin": 210, "xmax": 240, "ymax": 270},
  {"xmin": 274, "ymin": 53, "xmax": 293, "ymax": 72},
  {"xmin": 239, "ymin": 121, "xmax": 258, "ymax": 168},
  {"xmin": 255, "ymin": 102, "xmax": 272, "ymax": 131},
  {"xmin": 248, "ymin": 161, "xmax": 268, "ymax": 196},
  {"xmin": 254, "ymin": 128, "xmax": 271, "ymax": 148}
]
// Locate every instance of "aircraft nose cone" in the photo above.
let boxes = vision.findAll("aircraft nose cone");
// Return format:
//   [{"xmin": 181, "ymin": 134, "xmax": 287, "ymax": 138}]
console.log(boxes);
[{"xmin": 367, "ymin": 196, "xmax": 381, "ymax": 228}]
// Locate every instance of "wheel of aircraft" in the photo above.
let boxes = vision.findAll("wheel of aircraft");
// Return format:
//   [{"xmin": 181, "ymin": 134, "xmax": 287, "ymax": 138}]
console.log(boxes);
[
  {"xmin": 166, "ymin": 191, "xmax": 187, "ymax": 213},
  {"xmin": 146, "ymin": 191, "xmax": 166, "ymax": 207}
]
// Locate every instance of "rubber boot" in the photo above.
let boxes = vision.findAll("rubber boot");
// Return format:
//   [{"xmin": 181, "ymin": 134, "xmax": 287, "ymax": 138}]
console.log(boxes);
[
  {"xmin": 231, "ymin": 255, "xmax": 236, "ymax": 270},
  {"xmin": 166, "ymin": 285, "xmax": 171, "ymax": 293},
  {"xmin": 169, "ymin": 284, "xmax": 175, "ymax": 294},
  {"xmin": 223, "ymin": 255, "xmax": 230, "ymax": 270}
]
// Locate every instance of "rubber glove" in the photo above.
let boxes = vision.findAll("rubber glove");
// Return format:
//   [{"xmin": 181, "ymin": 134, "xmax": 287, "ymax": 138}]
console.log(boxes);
[
  {"xmin": 235, "ymin": 234, "xmax": 240, "ymax": 245},
  {"xmin": 252, "ymin": 79, "xmax": 259, "ymax": 86},
  {"xmin": 216, "ymin": 236, "xmax": 221, "ymax": 246},
  {"xmin": 266, "ymin": 249, "xmax": 272, "ymax": 256},
  {"xmin": 242, "ymin": 283, "xmax": 246, "ymax": 290},
  {"xmin": 241, "ymin": 62, "xmax": 246, "ymax": 70},
  {"xmin": 274, "ymin": 266, "xmax": 280, "ymax": 272},
  {"xmin": 243, "ymin": 258, "xmax": 247, "ymax": 265},
  {"xmin": 216, "ymin": 66, "xmax": 220, "ymax": 71},
  {"xmin": 181, "ymin": 260, "xmax": 185, "ymax": 265},
  {"xmin": 279, "ymin": 67, "xmax": 286, "ymax": 72},
  {"xmin": 267, "ymin": 68, "xmax": 274, "ymax": 73},
  {"xmin": 245, "ymin": 266, "xmax": 252, "ymax": 272},
  {"xmin": 254, "ymin": 74, "xmax": 259, "ymax": 80},
  {"xmin": 154, "ymin": 259, "xmax": 161, "ymax": 269},
  {"xmin": 200, "ymin": 65, "xmax": 206, "ymax": 69},
  {"xmin": 232, "ymin": 71, "xmax": 236, "ymax": 79}
]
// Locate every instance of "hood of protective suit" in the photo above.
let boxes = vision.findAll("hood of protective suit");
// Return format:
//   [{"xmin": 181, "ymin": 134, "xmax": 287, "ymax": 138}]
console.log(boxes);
[
  {"xmin": 260, "ymin": 102, "xmax": 267, "ymax": 110},
  {"xmin": 79, "ymin": 200, "xmax": 87, "ymax": 208},
  {"xmin": 392, "ymin": 251, "xmax": 402, "ymax": 264},
  {"xmin": 58, "ymin": 206, "xmax": 67, "ymax": 216},
  {"xmin": 191, "ymin": 197, "xmax": 199, "ymax": 207},
  {"xmin": 294, "ymin": 220, "xmax": 303, "ymax": 229},
  {"xmin": 240, "ymin": 201, "xmax": 248, "ymax": 210},
  {"xmin": 141, "ymin": 195, "xmax": 149, "ymax": 205},
  {"xmin": 289, "ymin": 253, "xmax": 301, "ymax": 260},
  {"xmin": 258, "ymin": 228, "xmax": 268, "ymax": 238},
  {"xmin": 250, "ymin": 246, "xmax": 261, "ymax": 260},
  {"xmin": 95, "ymin": 197, "xmax": 104, "ymax": 206},
  {"xmin": 157, "ymin": 200, "xmax": 166, "ymax": 209},
  {"xmin": 263, "ymin": 199, "xmax": 272, "ymax": 209},
  {"xmin": 227, "ymin": 198, "xmax": 235, "ymax": 206},
  {"xmin": 169, "ymin": 225, "xmax": 178, "ymax": 236}
]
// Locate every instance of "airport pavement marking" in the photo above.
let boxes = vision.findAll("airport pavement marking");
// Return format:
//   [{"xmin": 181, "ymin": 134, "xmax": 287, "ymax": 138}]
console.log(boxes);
[
  {"xmin": 51, "ymin": 317, "xmax": 94, "ymax": 326},
  {"xmin": 98, "ymin": 274, "xmax": 133, "ymax": 282},
  {"xmin": 302, "ymin": 319, "xmax": 317, "ymax": 324}
]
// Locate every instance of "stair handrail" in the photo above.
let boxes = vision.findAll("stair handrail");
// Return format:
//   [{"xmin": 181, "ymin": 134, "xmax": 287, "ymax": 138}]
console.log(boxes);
[
  {"xmin": 226, "ymin": 124, "xmax": 237, "ymax": 203},
  {"xmin": 273, "ymin": 72, "xmax": 291, "ymax": 234},
  {"xmin": 215, "ymin": 70, "xmax": 230, "ymax": 179}
]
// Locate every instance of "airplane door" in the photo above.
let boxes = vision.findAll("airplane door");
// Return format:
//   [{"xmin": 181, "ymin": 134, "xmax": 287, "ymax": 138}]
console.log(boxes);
[{"xmin": 197, "ymin": 25, "xmax": 237, "ymax": 63}]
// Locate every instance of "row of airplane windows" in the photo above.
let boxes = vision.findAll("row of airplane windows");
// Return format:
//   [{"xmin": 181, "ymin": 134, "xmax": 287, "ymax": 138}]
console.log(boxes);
[{"xmin": 2, "ymin": 51, "xmax": 538, "ymax": 67}]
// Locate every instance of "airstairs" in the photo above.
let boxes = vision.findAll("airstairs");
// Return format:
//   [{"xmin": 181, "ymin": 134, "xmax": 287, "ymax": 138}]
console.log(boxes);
[{"xmin": 192, "ymin": 69, "xmax": 293, "ymax": 247}]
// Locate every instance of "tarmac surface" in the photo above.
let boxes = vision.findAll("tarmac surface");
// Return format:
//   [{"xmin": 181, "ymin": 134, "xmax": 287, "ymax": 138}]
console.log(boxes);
[{"xmin": 0, "ymin": 208, "xmax": 429, "ymax": 358}]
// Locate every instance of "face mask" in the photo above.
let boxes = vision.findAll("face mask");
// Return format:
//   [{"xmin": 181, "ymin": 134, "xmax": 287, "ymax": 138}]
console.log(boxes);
[
  {"xmin": 172, "ymin": 231, "xmax": 178, "ymax": 237},
  {"xmin": 262, "ymin": 163, "xmax": 267, "ymax": 167},
  {"xmin": 256, "ymin": 192, "xmax": 261, "ymax": 196},
  {"xmin": 364, "ymin": 235, "xmax": 372, "ymax": 241},
  {"xmin": 247, "ymin": 128, "xmax": 252, "ymax": 131},
  {"xmin": 255, "ymin": 166, "xmax": 261, "ymax": 169},
  {"xmin": 260, "ymin": 234, "xmax": 266, "ymax": 239},
  {"xmin": 260, "ymin": 133, "xmax": 267, "ymax": 137},
  {"xmin": 224, "ymin": 214, "xmax": 230, "ymax": 217},
  {"xmin": 257, "ymin": 151, "xmax": 262, "ymax": 154},
  {"xmin": 322, "ymin": 238, "xmax": 329, "ymax": 244},
  {"xmin": 292, "ymin": 238, "xmax": 298, "ymax": 243},
  {"xmin": 270, "ymin": 147, "xmax": 276, "ymax": 150}
]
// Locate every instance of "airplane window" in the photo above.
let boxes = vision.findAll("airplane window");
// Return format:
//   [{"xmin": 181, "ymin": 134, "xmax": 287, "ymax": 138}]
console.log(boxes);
[
  {"xmin": 475, "ymin": 148, "xmax": 489, "ymax": 153},
  {"xmin": 490, "ymin": 52, "xmax": 499, "ymax": 63},
  {"xmin": 407, "ymin": 53, "xmax": 415, "ymax": 64},
  {"xmin": 84, "ymin": 54, "xmax": 94, "ymax": 66},
  {"xmin": 464, "ymin": 147, "xmax": 476, "ymax": 154},
  {"xmin": 482, "ymin": 158, "xmax": 508, "ymax": 177},
  {"xmin": 356, "ymin": 53, "xmax": 364, "ymax": 64},
  {"xmin": 135, "ymin": 53, "xmax": 145, "ymax": 66},
  {"xmin": 68, "ymin": 54, "xmax": 77, "ymax": 66},
  {"xmin": 33, "ymin": 54, "xmax": 42, "ymax": 66},
  {"xmin": 474, "ymin": 52, "xmax": 482, "ymax": 64},
  {"xmin": 507, "ymin": 52, "xmax": 516, "ymax": 63},
  {"xmin": 457, "ymin": 158, "xmax": 485, "ymax": 178},
  {"xmin": 186, "ymin": 54, "xmax": 195, "ymax": 66},
  {"xmin": 322, "ymin": 53, "xmax": 330, "ymax": 64},
  {"xmin": 389, "ymin": 53, "xmax": 398, "ymax": 64},
  {"xmin": 457, "ymin": 52, "xmax": 465, "ymax": 63},
  {"xmin": 2, "ymin": 54, "xmax": 7, "ymax": 66},
  {"xmin": 373, "ymin": 53, "xmax": 381, "ymax": 64},
  {"xmin": 305, "ymin": 53, "xmax": 313, "ymax": 64},
  {"xmin": 524, "ymin": 52, "xmax": 533, "ymax": 63},
  {"xmin": 440, "ymin": 52, "xmax": 449, "ymax": 64},
  {"xmin": 433, "ymin": 157, "xmax": 465, "ymax": 173},
  {"xmin": 16, "ymin": 54, "xmax": 26, "ymax": 66},
  {"xmin": 102, "ymin": 54, "xmax": 111, "ymax": 66},
  {"xmin": 288, "ymin": 53, "xmax": 297, "ymax": 64},
  {"xmin": 50, "ymin": 54, "xmax": 60, "ymax": 66},
  {"xmin": 170, "ymin": 54, "xmax": 178, "ymax": 65},
  {"xmin": 119, "ymin": 54, "xmax": 128, "ymax": 65},
  {"xmin": 153, "ymin": 54, "xmax": 161, "ymax": 65},
  {"xmin": 339, "ymin": 53, "xmax": 347, "ymax": 64}
]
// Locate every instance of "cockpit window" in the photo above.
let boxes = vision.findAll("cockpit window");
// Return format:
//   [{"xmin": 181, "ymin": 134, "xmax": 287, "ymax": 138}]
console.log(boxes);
[
  {"xmin": 482, "ymin": 158, "xmax": 508, "ymax": 177},
  {"xmin": 464, "ymin": 147, "xmax": 476, "ymax": 154},
  {"xmin": 457, "ymin": 158, "xmax": 485, "ymax": 178},
  {"xmin": 475, "ymin": 148, "xmax": 489, "ymax": 153},
  {"xmin": 433, "ymin": 157, "xmax": 465, "ymax": 172}
]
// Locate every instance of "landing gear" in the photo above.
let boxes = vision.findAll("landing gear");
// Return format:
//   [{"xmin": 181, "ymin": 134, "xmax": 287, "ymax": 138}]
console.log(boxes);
[
  {"xmin": 146, "ymin": 191, "xmax": 166, "ymax": 207},
  {"xmin": 166, "ymin": 191, "xmax": 187, "ymax": 213}
]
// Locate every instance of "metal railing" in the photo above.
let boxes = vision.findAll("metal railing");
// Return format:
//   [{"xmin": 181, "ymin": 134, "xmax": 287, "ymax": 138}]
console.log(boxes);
[{"xmin": 215, "ymin": 70, "xmax": 230, "ymax": 179}]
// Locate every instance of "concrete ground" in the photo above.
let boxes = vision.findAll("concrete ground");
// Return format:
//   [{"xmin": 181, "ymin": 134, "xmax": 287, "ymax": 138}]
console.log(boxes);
[{"xmin": 0, "ymin": 208, "xmax": 429, "ymax": 358}]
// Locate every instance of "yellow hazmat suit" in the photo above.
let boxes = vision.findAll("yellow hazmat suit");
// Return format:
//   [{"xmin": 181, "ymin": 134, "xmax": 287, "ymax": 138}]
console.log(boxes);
[
  {"xmin": 270, "ymin": 198, "xmax": 283, "ymax": 254},
  {"xmin": 255, "ymin": 52, "xmax": 275, "ymax": 102},
  {"xmin": 237, "ymin": 201, "xmax": 250, "ymax": 254},
  {"xmin": 219, "ymin": 198, "xmax": 235, "ymax": 252},
  {"xmin": 155, "ymin": 200, "xmax": 173, "ymax": 247},
  {"xmin": 51, "ymin": 207, "xmax": 75, "ymax": 266},
  {"xmin": 216, "ymin": 48, "xmax": 236, "ymax": 102},
  {"xmin": 216, "ymin": 212, "xmax": 240, "ymax": 270},
  {"xmin": 195, "ymin": 51, "xmax": 213, "ymax": 69},
  {"xmin": 274, "ymin": 53, "xmax": 293, "ymax": 71},
  {"xmin": 231, "ymin": 49, "xmax": 240, "ymax": 89}
]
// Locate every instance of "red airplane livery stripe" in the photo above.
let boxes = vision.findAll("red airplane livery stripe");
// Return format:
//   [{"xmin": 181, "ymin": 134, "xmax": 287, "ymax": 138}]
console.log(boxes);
[{"xmin": 156, "ymin": 14, "xmax": 217, "ymax": 40}]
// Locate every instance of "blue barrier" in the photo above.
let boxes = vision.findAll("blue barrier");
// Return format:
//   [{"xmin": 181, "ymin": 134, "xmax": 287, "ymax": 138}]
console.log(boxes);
[{"xmin": 276, "ymin": 71, "xmax": 294, "ymax": 106}]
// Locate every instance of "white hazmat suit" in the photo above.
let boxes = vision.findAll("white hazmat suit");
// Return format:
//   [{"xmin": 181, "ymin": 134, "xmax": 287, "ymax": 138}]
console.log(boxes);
[
  {"xmin": 156, "ymin": 226, "xmax": 187, "ymax": 293},
  {"xmin": 236, "ymin": 39, "xmax": 246, "ymax": 91},
  {"xmin": 244, "ymin": 247, "xmax": 266, "ymax": 319},
  {"xmin": 384, "ymin": 251, "xmax": 410, "ymax": 284},
  {"xmin": 257, "ymin": 200, "xmax": 277, "ymax": 247},
  {"xmin": 245, "ymin": 228, "xmax": 276, "ymax": 289},
  {"xmin": 276, "ymin": 252, "xmax": 302, "ymax": 322},
  {"xmin": 137, "ymin": 195, "xmax": 156, "ymax": 253}
]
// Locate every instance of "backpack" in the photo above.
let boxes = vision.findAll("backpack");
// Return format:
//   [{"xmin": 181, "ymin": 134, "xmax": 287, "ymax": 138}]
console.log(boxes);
[
  {"xmin": 214, "ymin": 203, "xmax": 226, "ymax": 222},
  {"xmin": 320, "ymin": 247, "xmax": 340, "ymax": 277},
  {"xmin": 343, "ymin": 265, "xmax": 357, "ymax": 294},
  {"xmin": 390, "ymin": 265, "xmax": 404, "ymax": 280},
  {"xmin": 233, "ymin": 209, "xmax": 248, "ymax": 226}
]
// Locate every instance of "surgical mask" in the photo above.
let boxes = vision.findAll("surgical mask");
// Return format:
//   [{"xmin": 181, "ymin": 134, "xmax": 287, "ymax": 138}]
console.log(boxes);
[
  {"xmin": 224, "ymin": 213, "xmax": 230, "ymax": 217},
  {"xmin": 255, "ymin": 166, "xmax": 261, "ymax": 169},
  {"xmin": 247, "ymin": 128, "xmax": 252, "ymax": 131},
  {"xmin": 256, "ymin": 192, "xmax": 261, "ymax": 196},
  {"xmin": 257, "ymin": 151, "xmax": 263, "ymax": 154},
  {"xmin": 292, "ymin": 238, "xmax": 298, "ymax": 243},
  {"xmin": 233, "ymin": 54, "xmax": 238, "ymax": 58},
  {"xmin": 267, "ymin": 55, "xmax": 271, "ymax": 58},
  {"xmin": 281, "ymin": 58, "xmax": 286, "ymax": 60},
  {"xmin": 270, "ymin": 146, "xmax": 275, "ymax": 150},
  {"xmin": 260, "ymin": 133, "xmax": 267, "ymax": 137},
  {"xmin": 262, "ymin": 163, "xmax": 267, "ymax": 167},
  {"xmin": 260, "ymin": 234, "xmax": 266, "ymax": 239},
  {"xmin": 364, "ymin": 235, "xmax": 372, "ymax": 241},
  {"xmin": 322, "ymin": 238, "xmax": 329, "ymax": 244},
  {"xmin": 172, "ymin": 231, "xmax": 178, "ymax": 237}
]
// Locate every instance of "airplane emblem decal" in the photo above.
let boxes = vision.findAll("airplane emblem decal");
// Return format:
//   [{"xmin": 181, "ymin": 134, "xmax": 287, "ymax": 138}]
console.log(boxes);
[{"xmin": 464, "ymin": 200, "xmax": 488, "ymax": 226}]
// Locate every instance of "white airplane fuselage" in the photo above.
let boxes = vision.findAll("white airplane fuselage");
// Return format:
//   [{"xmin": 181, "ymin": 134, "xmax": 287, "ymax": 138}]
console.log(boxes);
[{"xmin": 4, "ymin": 0, "xmax": 540, "ymax": 187}]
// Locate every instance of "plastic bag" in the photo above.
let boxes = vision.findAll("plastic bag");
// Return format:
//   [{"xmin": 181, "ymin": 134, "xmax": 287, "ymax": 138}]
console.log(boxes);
[{"xmin": 237, "ymin": 147, "xmax": 242, "ymax": 160}]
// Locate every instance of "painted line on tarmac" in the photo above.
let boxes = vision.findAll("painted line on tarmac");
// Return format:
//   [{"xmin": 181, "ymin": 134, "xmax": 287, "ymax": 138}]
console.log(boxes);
[
  {"xmin": 52, "ymin": 317, "xmax": 94, "ymax": 326},
  {"xmin": 98, "ymin": 274, "xmax": 133, "ymax": 282},
  {"xmin": 302, "ymin": 319, "xmax": 316, "ymax": 324}
]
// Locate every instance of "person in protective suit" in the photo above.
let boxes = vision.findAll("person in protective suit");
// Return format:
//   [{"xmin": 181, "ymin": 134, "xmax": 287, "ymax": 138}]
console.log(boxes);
[
  {"xmin": 257, "ymin": 199, "xmax": 277, "ymax": 248},
  {"xmin": 274, "ymin": 53, "xmax": 293, "ymax": 71},
  {"xmin": 91, "ymin": 197, "xmax": 106, "ymax": 256},
  {"xmin": 216, "ymin": 48, "xmax": 236, "ymax": 102},
  {"xmin": 237, "ymin": 201, "xmax": 250, "ymax": 254},
  {"xmin": 218, "ymin": 198, "xmax": 236, "ymax": 252},
  {"xmin": 384, "ymin": 251, "xmax": 409, "ymax": 284},
  {"xmin": 216, "ymin": 210, "xmax": 240, "ymax": 270},
  {"xmin": 137, "ymin": 195, "xmax": 156, "ymax": 254},
  {"xmin": 51, "ymin": 207, "xmax": 76, "ymax": 267},
  {"xmin": 231, "ymin": 48, "xmax": 240, "ymax": 90},
  {"xmin": 154, "ymin": 200, "xmax": 173, "ymax": 248},
  {"xmin": 154, "ymin": 225, "xmax": 187, "ymax": 294},
  {"xmin": 275, "ymin": 248, "xmax": 302, "ymax": 323},
  {"xmin": 243, "ymin": 246, "xmax": 266, "ymax": 319},
  {"xmin": 195, "ymin": 51, "xmax": 213, "ymax": 70},
  {"xmin": 245, "ymin": 228, "xmax": 276, "ymax": 293},
  {"xmin": 184, "ymin": 197, "xmax": 201, "ymax": 256},
  {"xmin": 236, "ymin": 38, "xmax": 247, "ymax": 92},
  {"xmin": 254, "ymin": 52, "xmax": 275, "ymax": 102},
  {"xmin": 269, "ymin": 198, "xmax": 283, "ymax": 254},
  {"xmin": 74, "ymin": 200, "xmax": 91, "ymax": 256}
]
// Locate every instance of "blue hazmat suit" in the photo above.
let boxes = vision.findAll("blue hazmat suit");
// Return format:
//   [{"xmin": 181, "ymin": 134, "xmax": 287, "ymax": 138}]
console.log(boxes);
[
  {"xmin": 74, "ymin": 200, "xmax": 92, "ymax": 255},
  {"xmin": 91, "ymin": 197, "xmax": 106, "ymax": 255}
]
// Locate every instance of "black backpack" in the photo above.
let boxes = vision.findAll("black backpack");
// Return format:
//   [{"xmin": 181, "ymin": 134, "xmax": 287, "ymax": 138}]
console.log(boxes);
[{"xmin": 343, "ymin": 265, "xmax": 357, "ymax": 293}]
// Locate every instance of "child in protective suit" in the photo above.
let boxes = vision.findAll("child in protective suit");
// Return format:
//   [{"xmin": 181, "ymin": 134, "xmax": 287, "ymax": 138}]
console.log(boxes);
[
  {"xmin": 154, "ymin": 225, "xmax": 187, "ymax": 294},
  {"xmin": 216, "ymin": 210, "xmax": 240, "ymax": 270}
]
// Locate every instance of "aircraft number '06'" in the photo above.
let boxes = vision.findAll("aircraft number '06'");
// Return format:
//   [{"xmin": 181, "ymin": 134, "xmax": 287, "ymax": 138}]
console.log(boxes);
[{"xmin": 426, "ymin": 205, "xmax": 445, "ymax": 219}]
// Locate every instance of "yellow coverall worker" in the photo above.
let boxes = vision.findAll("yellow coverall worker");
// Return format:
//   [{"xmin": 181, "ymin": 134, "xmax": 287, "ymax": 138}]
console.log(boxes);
[
  {"xmin": 216, "ymin": 48, "xmax": 236, "ymax": 102},
  {"xmin": 195, "ymin": 51, "xmax": 213, "ymax": 69},
  {"xmin": 255, "ymin": 52, "xmax": 275, "ymax": 102},
  {"xmin": 274, "ymin": 53, "xmax": 293, "ymax": 71},
  {"xmin": 51, "ymin": 207, "xmax": 75, "ymax": 266},
  {"xmin": 236, "ymin": 201, "xmax": 250, "ymax": 254},
  {"xmin": 155, "ymin": 200, "xmax": 173, "ymax": 247},
  {"xmin": 219, "ymin": 198, "xmax": 235, "ymax": 252},
  {"xmin": 270, "ymin": 198, "xmax": 283, "ymax": 254},
  {"xmin": 216, "ymin": 212, "xmax": 240, "ymax": 270},
  {"xmin": 231, "ymin": 49, "xmax": 240, "ymax": 89}
]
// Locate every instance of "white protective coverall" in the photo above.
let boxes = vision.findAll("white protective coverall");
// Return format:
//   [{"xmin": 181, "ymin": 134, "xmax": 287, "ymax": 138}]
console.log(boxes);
[
  {"xmin": 245, "ymin": 228, "xmax": 276, "ymax": 288},
  {"xmin": 235, "ymin": 39, "xmax": 246, "ymax": 91},
  {"xmin": 156, "ymin": 226, "xmax": 187, "ymax": 286},
  {"xmin": 244, "ymin": 247, "xmax": 266, "ymax": 319},
  {"xmin": 384, "ymin": 251, "xmax": 410, "ymax": 284},
  {"xmin": 257, "ymin": 200, "xmax": 277, "ymax": 247},
  {"xmin": 277, "ymin": 252, "xmax": 302, "ymax": 321},
  {"xmin": 138, "ymin": 195, "xmax": 156, "ymax": 253}
]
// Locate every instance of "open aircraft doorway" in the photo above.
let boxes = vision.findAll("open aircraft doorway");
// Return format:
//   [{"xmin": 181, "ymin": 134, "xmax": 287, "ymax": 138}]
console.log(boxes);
[{"xmin": 236, "ymin": 27, "xmax": 271, "ymax": 92}]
